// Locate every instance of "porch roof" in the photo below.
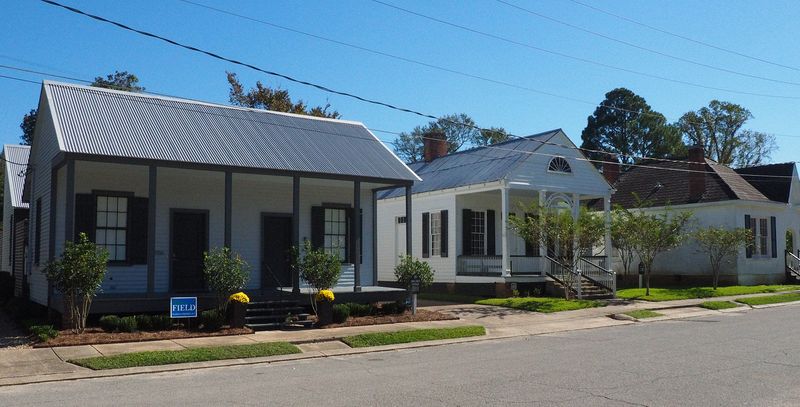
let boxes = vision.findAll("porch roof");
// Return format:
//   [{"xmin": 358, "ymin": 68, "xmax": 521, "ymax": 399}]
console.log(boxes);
[
  {"xmin": 2, "ymin": 144, "xmax": 30, "ymax": 208},
  {"xmin": 42, "ymin": 81, "xmax": 419, "ymax": 183}
]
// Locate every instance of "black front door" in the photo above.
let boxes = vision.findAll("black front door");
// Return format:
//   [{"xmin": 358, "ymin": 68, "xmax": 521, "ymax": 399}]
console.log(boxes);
[
  {"xmin": 171, "ymin": 211, "xmax": 208, "ymax": 292},
  {"xmin": 262, "ymin": 215, "xmax": 293, "ymax": 288}
]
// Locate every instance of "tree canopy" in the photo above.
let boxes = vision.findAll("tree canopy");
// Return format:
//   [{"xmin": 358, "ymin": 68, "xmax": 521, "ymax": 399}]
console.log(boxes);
[
  {"xmin": 394, "ymin": 113, "xmax": 507, "ymax": 163},
  {"xmin": 580, "ymin": 88, "xmax": 684, "ymax": 165},
  {"xmin": 678, "ymin": 100, "xmax": 776, "ymax": 167},
  {"xmin": 226, "ymin": 71, "xmax": 340, "ymax": 119}
]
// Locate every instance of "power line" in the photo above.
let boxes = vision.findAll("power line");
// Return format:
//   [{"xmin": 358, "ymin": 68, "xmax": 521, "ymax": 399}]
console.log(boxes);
[
  {"xmin": 495, "ymin": 0, "xmax": 800, "ymax": 86},
  {"xmin": 369, "ymin": 0, "xmax": 800, "ymax": 100},
  {"xmin": 567, "ymin": 0, "xmax": 800, "ymax": 73}
]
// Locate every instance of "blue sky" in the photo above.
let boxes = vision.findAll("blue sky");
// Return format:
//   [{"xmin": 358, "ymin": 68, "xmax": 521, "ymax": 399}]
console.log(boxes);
[{"xmin": 1, "ymin": 0, "xmax": 799, "ymax": 163}]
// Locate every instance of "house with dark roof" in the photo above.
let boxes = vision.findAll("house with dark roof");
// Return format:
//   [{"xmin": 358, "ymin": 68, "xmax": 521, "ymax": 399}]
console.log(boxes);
[
  {"xmin": 605, "ymin": 145, "xmax": 800, "ymax": 285},
  {"xmin": 19, "ymin": 81, "xmax": 420, "ymax": 320},
  {"xmin": 1, "ymin": 144, "xmax": 30, "ymax": 298},
  {"xmin": 377, "ymin": 129, "xmax": 616, "ymax": 298}
]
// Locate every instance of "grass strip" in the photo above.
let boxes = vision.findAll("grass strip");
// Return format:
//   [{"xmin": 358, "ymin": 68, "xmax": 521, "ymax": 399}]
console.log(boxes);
[
  {"xmin": 476, "ymin": 297, "xmax": 602, "ymax": 313},
  {"xmin": 624, "ymin": 310, "xmax": 663, "ymax": 319},
  {"xmin": 736, "ymin": 293, "xmax": 800, "ymax": 306},
  {"xmin": 417, "ymin": 292, "xmax": 485, "ymax": 304},
  {"xmin": 70, "ymin": 341, "xmax": 301, "ymax": 370},
  {"xmin": 699, "ymin": 301, "xmax": 741, "ymax": 310},
  {"xmin": 342, "ymin": 326, "xmax": 485, "ymax": 348},
  {"xmin": 617, "ymin": 285, "xmax": 800, "ymax": 302}
]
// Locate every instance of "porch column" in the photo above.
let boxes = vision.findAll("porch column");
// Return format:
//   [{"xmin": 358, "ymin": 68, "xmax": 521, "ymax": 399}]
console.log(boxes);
[
  {"xmin": 572, "ymin": 193, "xmax": 581, "ymax": 299},
  {"xmin": 501, "ymin": 185, "xmax": 510, "ymax": 277},
  {"xmin": 353, "ymin": 180, "xmax": 362, "ymax": 292},
  {"xmin": 603, "ymin": 193, "xmax": 615, "ymax": 296},
  {"xmin": 405, "ymin": 185, "xmax": 412, "ymax": 256},
  {"xmin": 538, "ymin": 190, "xmax": 546, "ymax": 273},
  {"xmin": 224, "ymin": 171, "xmax": 232, "ymax": 248},
  {"xmin": 292, "ymin": 176, "xmax": 301, "ymax": 294},
  {"xmin": 147, "ymin": 166, "xmax": 157, "ymax": 294}
]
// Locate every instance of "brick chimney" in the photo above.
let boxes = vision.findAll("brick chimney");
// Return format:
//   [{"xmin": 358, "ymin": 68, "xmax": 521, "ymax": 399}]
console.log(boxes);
[
  {"xmin": 602, "ymin": 154, "xmax": 620, "ymax": 185},
  {"xmin": 423, "ymin": 129, "xmax": 448, "ymax": 163},
  {"xmin": 688, "ymin": 145, "xmax": 706, "ymax": 202}
]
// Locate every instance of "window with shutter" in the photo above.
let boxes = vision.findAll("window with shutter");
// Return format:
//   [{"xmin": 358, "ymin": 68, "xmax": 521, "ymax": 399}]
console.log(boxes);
[{"xmin": 95, "ymin": 195, "xmax": 128, "ymax": 261}]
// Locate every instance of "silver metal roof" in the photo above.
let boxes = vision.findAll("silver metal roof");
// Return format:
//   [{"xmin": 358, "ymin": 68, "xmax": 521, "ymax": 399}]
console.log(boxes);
[
  {"xmin": 43, "ymin": 81, "xmax": 419, "ymax": 182},
  {"xmin": 2, "ymin": 144, "xmax": 30, "ymax": 209},
  {"xmin": 379, "ymin": 130, "xmax": 559, "ymax": 199}
]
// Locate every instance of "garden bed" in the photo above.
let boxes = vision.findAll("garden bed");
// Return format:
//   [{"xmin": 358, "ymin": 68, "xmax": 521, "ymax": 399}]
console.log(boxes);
[
  {"xmin": 34, "ymin": 327, "xmax": 253, "ymax": 348},
  {"xmin": 321, "ymin": 309, "xmax": 456, "ymax": 328}
]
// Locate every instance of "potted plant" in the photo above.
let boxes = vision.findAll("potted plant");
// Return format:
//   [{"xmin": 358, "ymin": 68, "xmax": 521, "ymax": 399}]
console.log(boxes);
[
  {"xmin": 315, "ymin": 289, "xmax": 335, "ymax": 326},
  {"xmin": 228, "ymin": 292, "xmax": 250, "ymax": 328}
]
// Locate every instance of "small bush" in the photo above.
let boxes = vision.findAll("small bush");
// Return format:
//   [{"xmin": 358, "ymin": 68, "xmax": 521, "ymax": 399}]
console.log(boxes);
[
  {"xmin": 346, "ymin": 303, "xmax": 374, "ymax": 317},
  {"xmin": 150, "ymin": 315, "xmax": 173, "ymax": 331},
  {"xmin": 381, "ymin": 301, "xmax": 407, "ymax": 315},
  {"xmin": 332, "ymin": 304, "xmax": 350, "ymax": 323},
  {"xmin": 99, "ymin": 315, "xmax": 121, "ymax": 332},
  {"xmin": 29, "ymin": 325, "xmax": 59, "ymax": 342},
  {"xmin": 200, "ymin": 309, "xmax": 225, "ymax": 331},
  {"xmin": 136, "ymin": 315, "xmax": 154, "ymax": 331},
  {"xmin": 117, "ymin": 316, "xmax": 138, "ymax": 333}
]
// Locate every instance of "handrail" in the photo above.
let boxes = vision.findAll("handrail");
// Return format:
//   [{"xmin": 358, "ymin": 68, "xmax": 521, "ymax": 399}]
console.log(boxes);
[
  {"xmin": 785, "ymin": 251, "xmax": 800, "ymax": 279},
  {"xmin": 577, "ymin": 257, "xmax": 615, "ymax": 293},
  {"xmin": 544, "ymin": 255, "xmax": 581, "ymax": 297}
]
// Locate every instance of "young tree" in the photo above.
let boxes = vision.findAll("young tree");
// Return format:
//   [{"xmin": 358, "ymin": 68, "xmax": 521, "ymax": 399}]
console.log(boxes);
[
  {"xmin": 20, "ymin": 109, "xmax": 37, "ymax": 146},
  {"xmin": 693, "ymin": 227, "xmax": 752, "ymax": 289},
  {"xmin": 203, "ymin": 247, "xmax": 250, "ymax": 313},
  {"xmin": 611, "ymin": 205, "xmax": 637, "ymax": 276},
  {"xmin": 45, "ymin": 233, "xmax": 109, "ymax": 333},
  {"xmin": 509, "ymin": 206, "xmax": 605, "ymax": 299},
  {"xmin": 581, "ymin": 88, "xmax": 685, "ymax": 165},
  {"xmin": 394, "ymin": 255, "xmax": 435, "ymax": 289},
  {"xmin": 226, "ymin": 71, "xmax": 340, "ymax": 119},
  {"xmin": 394, "ymin": 114, "xmax": 507, "ymax": 163},
  {"xmin": 627, "ymin": 208, "xmax": 693, "ymax": 296},
  {"xmin": 292, "ymin": 240, "xmax": 342, "ymax": 314}
]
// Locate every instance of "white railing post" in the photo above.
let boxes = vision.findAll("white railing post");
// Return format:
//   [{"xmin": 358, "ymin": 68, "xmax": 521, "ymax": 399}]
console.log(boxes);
[
  {"xmin": 575, "ymin": 269, "xmax": 582, "ymax": 299},
  {"xmin": 612, "ymin": 271, "xmax": 616, "ymax": 297}
]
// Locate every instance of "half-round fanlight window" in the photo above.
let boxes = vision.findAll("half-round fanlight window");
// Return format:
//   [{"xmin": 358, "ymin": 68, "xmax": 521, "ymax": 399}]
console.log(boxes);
[{"xmin": 548, "ymin": 156, "xmax": 572, "ymax": 173}]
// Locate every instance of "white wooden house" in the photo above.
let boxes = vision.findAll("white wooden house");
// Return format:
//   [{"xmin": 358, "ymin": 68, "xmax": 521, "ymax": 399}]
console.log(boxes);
[{"xmin": 1, "ymin": 144, "xmax": 30, "ymax": 298}]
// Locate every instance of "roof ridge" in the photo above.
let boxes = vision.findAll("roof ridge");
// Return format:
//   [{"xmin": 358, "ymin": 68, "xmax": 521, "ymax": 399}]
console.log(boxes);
[{"xmin": 425, "ymin": 128, "xmax": 561, "ymax": 160}]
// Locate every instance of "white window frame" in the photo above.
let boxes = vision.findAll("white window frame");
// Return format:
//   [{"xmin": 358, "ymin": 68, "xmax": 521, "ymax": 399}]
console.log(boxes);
[
  {"xmin": 429, "ymin": 211, "xmax": 442, "ymax": 257},
  {"xmin": 323, "ymin": 207, "xmax": 348, "ymax": 261},
  {"xmin": 750, "ymin": 217, "xmax": 770, "ymax": 258},
  {"xmin": 95, "ymin": 195, "xmax": 128, "ymax": 262},
  {"xmin": 471, "ymin": 210, "xmax": 487, "ymax": 256}
]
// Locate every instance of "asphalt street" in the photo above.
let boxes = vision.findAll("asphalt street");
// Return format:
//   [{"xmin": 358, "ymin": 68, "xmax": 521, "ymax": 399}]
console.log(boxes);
[{"xmin": 2, "ymin": 304, "xmax": 799, "ymax": 406}]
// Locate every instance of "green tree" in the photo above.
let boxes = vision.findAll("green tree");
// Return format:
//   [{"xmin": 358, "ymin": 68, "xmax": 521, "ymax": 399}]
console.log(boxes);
[
  {"xmin": 678, "ymin": 100, "xmax": 776, "ymax": 167},
  {"xmin": 45, "ymin": 233, "xmax": 109, "ymax": 333},
  {"xmin": 509, "ymin": 206, "xmax": 605, "ymax": 299},
  {"xmin": 394, "ymin": 255, "xmax": 435, "ymax": 289},
  {"xmin": 203, "ymin": 247, "xmax": 250, "ymax": 313},
  {"xmin": 226, "ymin": 71, "xmax": 340, "ymax": 119},
  {"xmin": 292, "ymin": 240, "xmax": 342, "ymax": 314},
  {"xmin": 581, "ymin": 88, "xmax": 685, "ymax": 165},
  {"xmin": 693, "ymin": 227, "xmax": 752, "ymax": 289},
  {"xmin": 611, "ymin": 205, "xmax": 637, "ymax": 276},
  {"xmin": 394, "ymin": 114, "xmax": 507, "ymax": 163},
  {"xmin": 20, "ymin": 71, "xmax": 144, "ymax": 145}
]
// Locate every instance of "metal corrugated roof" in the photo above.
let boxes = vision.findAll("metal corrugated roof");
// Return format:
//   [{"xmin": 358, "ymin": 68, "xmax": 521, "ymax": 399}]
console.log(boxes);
[
  {"xmin": 2, "ymin": 144, "xmax": 30, "ymax": 208},
  {"xmin": 43, "ymin": 81, "xmax": 419, "ymax": 182},
  {"xmin": 379, "ymin": 130, "xmax": 559, "ymax": 199}
]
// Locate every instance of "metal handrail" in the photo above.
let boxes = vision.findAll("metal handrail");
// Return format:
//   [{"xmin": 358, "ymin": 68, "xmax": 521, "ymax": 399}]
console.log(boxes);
[
  {"xmin": 785, "ymin": 251, "xmax": 800, "ymax": 278},
  {"xmin": 577, "ymin": 257, "xmax": 615, "ymax": 293}
]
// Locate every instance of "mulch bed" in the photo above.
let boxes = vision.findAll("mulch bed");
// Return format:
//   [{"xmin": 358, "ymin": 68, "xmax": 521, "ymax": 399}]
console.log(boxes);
[
  {"xmin": 321, "ymin": 309, "xmax": 457, "ymax": 329},
  {"xmin": 34, "ymin": 327, "xmax": 253, "ymax": 348}
]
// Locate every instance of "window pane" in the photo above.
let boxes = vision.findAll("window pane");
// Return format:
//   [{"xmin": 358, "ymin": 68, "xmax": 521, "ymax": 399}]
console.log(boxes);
[
  {"xmin": 116, "ymin": 246, "xmax": 126, "ymax": 261},
  {"xmin": 117, "ymin": 213, "xmax": 127, "ymax": 228},
  {"xmin": 117, "ymin": 230, "xmax": 126, "ymax": 245},
  {"xmin": 96, "ymin": 229, "xmax": 106, "ymax": 244},
  {"xmin": 96, "ymin": 212, "xmax": 107, "ymax": 227},
  {"xmin": 97, "ymin": 196, "xmax": 107, "ymax": 211},
  {"xmin": 117, "ymin": 197, "xmax": 127, "ymax": 212}
]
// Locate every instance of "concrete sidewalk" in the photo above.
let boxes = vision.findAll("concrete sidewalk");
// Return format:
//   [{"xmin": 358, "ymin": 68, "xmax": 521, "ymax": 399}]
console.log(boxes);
[{"xmin": 1, "ymin": 291, "xmax": 797, "ymax": 387}]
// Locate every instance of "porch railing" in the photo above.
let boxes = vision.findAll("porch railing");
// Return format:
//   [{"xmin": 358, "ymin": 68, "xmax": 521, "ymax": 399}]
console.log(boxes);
[
  {"xmin": 510, "ymin": 255, "xmax": 543, "ymax": 275},
  {"xmin": 577, "ymin": 256, "xmax": 615, "ymax": 294},
  {"xmin": 457, "ymin": 256, "xmax": 502, "ymax": 276},
  {"xmin": 544, "ymin": 255, "xmax": 582, "ymax": 298},
  {"xmin": 786, "ymin": 251, "xmax": 800, "ymax": 280}
]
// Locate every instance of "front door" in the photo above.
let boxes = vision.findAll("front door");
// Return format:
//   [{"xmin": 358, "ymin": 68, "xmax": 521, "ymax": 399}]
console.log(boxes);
[
  {"xmin": 171, "ymin": 211, "xmax": 208, "ymax": 292},
  {"xmin": 262, "ymin": 215, "xmax": 293, "ymax": 288}
]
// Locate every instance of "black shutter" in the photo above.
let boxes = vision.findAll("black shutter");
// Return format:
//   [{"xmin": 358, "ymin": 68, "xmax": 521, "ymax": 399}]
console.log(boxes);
[
  {"xmin": 311, "ymin": 206, "xmax": 324, "ymax": 250},
  {"xmin": 74, "ymin": 194, "xmax": 95, "ymax": 242},
  {"xmin": 771, "ymin": 216, "xmax": 777, "ymax": 258},
  {"xmin": 359, "ymin": 209, "xmax": 363, "ymax": 265},
  {"xmin": 524, "ymin": 213, "xmax": 540, "ymax": 257},
  {"xmin": 128, "ymin": 197, "xmax": 148, "ymax": 264},
  {"xmin": 487, "ymin": 209, "xmax": 496, "ymax": 256},
  {"xmin": 345, "ymin": 207, "xmax": 354, "ymax": 263},
  {"xmin": 440, "ymin": 210, "xmax": 448, "ymax": 257},
  {"xmin": 462, "ymin": 209, "xmax": 472, "ymax": 256},
  {"xmin": 422, "ymin": 212, "xmax": 430, "ymax": 258},
  {"xmin": 745, "ymin": 214, "xmax": 752, "ymax": 258}
]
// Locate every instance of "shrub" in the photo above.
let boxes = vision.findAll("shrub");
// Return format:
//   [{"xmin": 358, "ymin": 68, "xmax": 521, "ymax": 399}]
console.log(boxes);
[
  {"xmin": 292, "ymin": 240, "xmax": 342, "ymax": 314},
  {"xmin": 200, "ymin": 309, "xmax": 225, "ymax": 331},
  {"xmin": 29, "ymin": 325, "xmax": 58, "ymax": 342},
  {"xmin": 346, "ymin": 303, "xmax": 374, "ymax": 317},
  {"xmin": 150, "ymin": 315, "xmax": 173, "ymax": 331},
  {"xmin": 136, "ymin": 315, "xmax": 154, "ymax": 331},
  {"xmin": 228, "ymin": 292, "xmax": 250, "ymax": 304},
  {"xmin": 204, "ymin": 247, "xmax": 250, "ymax": 312},
  {"xmin": 394, "ymin": 255, "xmax": 434, "ymax": 290},
  {"xmin": 381, "ymin": 301, "xmax": 407, "ymax": 315},
  {"xmin": 332, "ymin": 304, "xmax": 350, "ymax": 323},
  {"xmin": 117, "ymin": 316, "xmax": 138, "ymax": 333},
  {"xmin": 99, "ymin": 315, "xmax": 121, "ymax": 332},
  {"xmin": 45, "ymin": 232, "xmax": 109, "ymax": 333}
]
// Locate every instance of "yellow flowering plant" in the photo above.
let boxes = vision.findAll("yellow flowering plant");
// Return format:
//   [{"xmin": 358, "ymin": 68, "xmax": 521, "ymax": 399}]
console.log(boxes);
[
  {"xmin": 315, "ymin": 289, "xmax": 335, "ymax": 303},
  {"xmin": 228, "ymin": 292, "xmax": 250, "ymax": 304}
]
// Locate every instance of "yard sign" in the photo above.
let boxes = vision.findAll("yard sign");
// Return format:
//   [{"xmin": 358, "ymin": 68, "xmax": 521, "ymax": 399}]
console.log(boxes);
[{"xmin": 170, "ymin": 297, "xmax": 198, "ymax": 318}]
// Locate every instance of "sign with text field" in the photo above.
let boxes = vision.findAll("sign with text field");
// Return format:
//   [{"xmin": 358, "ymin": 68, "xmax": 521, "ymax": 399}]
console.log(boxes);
[{"xmin": 170, "ymin": 297, "xmax": 198, "ymax": 318}]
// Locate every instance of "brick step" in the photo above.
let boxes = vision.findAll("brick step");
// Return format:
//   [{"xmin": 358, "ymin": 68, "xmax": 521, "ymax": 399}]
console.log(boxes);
[{"xmin": 246, "ymin": 306, "xmax": 305, "ymax": 315}]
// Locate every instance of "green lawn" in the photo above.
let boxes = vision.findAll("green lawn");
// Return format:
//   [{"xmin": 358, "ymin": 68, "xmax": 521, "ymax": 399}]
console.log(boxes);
[
  {"xmin": 476, "ymin": 297, "xmax": 602, "ymax": 313},
  {"xmin": 699, "ymin": 301, "xmax": 742, "ymax": 310},
  {"xmin": 624, "ymin": 309, "xmax": 663, "ymax": 319},
  {"xmin": 736, "ymin": 293, "xmax": 800, "ymax": 306},
  {"xmin": 617, "ymin": 285, "xmax": 800, "ymax": 302},
  {"xmin": 342, "ymin": 326, "xmax": 485, "ymax": 348},
  {"xmin": 70, "ymin": 342, "xmax": 301, "ymax": 370}
]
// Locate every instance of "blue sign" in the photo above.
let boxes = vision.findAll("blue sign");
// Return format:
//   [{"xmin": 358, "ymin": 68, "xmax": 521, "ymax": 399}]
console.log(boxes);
[{"xmin": 170, "ymin": 297, "xmax": 197, "ymax": 318}]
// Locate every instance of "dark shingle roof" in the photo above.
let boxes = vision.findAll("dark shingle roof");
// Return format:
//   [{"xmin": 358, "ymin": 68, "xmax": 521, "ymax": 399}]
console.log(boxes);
[
  {"xmin": 43, "ymin": 81, "xmax": 419, "ymax": 182},
  {"xmin": 378, "ymin": 130, "xmax": 560, "ymax": 199},
  {"xmin": 735, "ymin": 162, "xmax": 795, "ymax": 203},
  {"xmin": 610, "ymin": 158, "xmax": 771, "ymax": 209},
  {"xmin": 2, "ymin": 145, "xmax": 30, "ymax": 208}
]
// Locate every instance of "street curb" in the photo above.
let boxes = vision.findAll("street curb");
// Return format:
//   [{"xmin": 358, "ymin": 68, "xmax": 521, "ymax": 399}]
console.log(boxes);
[{"xmin": 746, "ymin": 299, "xmax": 800, "ymax": 309}]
